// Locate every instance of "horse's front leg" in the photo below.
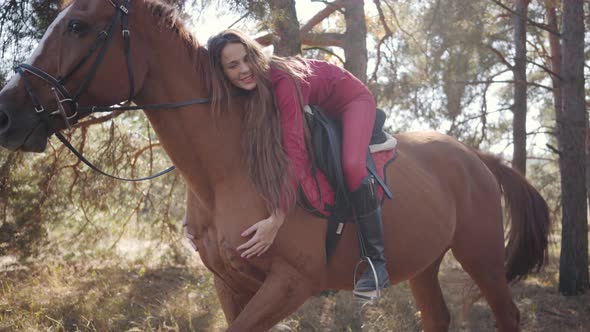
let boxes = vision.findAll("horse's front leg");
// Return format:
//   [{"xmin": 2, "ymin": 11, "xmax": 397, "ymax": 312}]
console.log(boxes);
[
  {"xmin": 214, "ymin": 275, "xmax": 254, "ymax": 323},
  {"xmin": 226, "ymin": 260, "xmax": 317, "ymax": 331}
]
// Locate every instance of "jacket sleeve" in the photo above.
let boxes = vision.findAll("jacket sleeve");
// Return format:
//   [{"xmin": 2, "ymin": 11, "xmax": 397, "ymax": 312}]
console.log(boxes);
[
  {"xmin": 273, "ymin": 75, "xmax": 311, "ymax": 188},
  {"xmin": 273, "ymin": 74, "xmax": 335, "ymax": 212}
]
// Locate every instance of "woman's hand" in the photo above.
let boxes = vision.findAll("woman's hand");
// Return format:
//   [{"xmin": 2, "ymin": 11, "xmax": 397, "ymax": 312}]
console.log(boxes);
[{"xmin": 237, "ymin": 210, "xmax": 286, "ymax": 258}]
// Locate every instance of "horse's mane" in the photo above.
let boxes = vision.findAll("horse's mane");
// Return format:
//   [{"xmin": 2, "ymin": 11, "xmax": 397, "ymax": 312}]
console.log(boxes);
[
  {"xmin": 142, "ymin": 0, "xmax": 211, "ymax": 93},
  {"xmin": 143, "ymin": 0, "xmax": 202, "ymax": 55},
  {"xmin": 142, "ymin": 0, "xmax": 212, "ymax": 95}
]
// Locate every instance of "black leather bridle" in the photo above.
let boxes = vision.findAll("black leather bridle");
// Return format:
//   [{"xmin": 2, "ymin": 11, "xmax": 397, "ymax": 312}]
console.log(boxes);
[{"xmin": 14, "ymin": 0, "xmax": 210, "ymax": 181}]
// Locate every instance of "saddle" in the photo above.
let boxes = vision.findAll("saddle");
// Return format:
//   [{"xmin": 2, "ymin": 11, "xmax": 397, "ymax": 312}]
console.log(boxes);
[{"xmin": 299, "ymin": 105, "xmax": 396, "ymax": 260}]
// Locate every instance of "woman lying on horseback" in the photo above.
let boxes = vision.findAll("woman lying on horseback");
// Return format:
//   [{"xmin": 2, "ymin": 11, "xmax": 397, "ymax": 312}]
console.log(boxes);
[{"xmin": 207, "ymin": 29, "xmax": 389, "ymax": 297}]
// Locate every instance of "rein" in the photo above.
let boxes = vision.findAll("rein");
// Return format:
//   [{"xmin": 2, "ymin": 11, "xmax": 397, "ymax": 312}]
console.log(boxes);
[{"xmin": 14, "ymin": 0, "xmax": 210, "ymax": 182}]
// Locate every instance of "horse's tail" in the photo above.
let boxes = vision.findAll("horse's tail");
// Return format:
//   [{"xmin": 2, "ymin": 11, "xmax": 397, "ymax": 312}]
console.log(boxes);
[{"xmin": 475, "ymin": 151, "xmax": 552, "ymax": 283}]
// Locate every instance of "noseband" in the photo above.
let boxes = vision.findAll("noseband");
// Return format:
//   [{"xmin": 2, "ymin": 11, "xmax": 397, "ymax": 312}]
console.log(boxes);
[{"xmin": 14, "ymin": 0, "xmax": 210, "ymax": 181}]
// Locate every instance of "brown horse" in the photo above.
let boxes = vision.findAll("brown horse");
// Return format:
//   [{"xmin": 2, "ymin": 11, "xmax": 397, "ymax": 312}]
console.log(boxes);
[{"xmin": 0, "ymin": 1, "xmax": 550, "ymax": 331}]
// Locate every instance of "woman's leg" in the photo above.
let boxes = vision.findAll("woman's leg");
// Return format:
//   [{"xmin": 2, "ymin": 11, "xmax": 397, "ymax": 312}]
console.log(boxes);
[
  {"xmin": 340, "ymin": 97, "xmax": 389, "ymax": 300},
  {"xmin": 341, "ymin": 97, "xmax": 375, "ymax": 191}
]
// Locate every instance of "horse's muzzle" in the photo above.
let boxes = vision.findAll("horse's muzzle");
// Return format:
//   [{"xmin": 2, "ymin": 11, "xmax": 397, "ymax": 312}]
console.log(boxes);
[{"xmin": 0, "ymin": 102, "xmax": 49, "ymax": 152}]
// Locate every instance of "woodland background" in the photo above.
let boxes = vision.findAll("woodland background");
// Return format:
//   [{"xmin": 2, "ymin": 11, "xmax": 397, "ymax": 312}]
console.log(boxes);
[{"xmin": 0, "ymin": 0, "xmax": 589, "ymax": 331}]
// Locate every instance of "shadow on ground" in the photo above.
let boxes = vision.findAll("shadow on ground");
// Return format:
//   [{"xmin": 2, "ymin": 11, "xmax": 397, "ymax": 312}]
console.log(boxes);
[{"xmin": 0, "ymin": 263, "xmax": 224, "ymax": 331}]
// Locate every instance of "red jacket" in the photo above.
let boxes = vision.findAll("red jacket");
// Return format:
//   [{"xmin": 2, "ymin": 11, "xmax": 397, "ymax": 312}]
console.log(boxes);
[{"xmin": 270, "ymin": 59, "xmax": 375, "ymax": 212}]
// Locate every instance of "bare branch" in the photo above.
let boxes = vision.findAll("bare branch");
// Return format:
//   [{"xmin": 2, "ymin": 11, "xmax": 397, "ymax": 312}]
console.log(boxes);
[
  {"xmin": 423, "ymin": 0, "xmax": 441, "ymax": 31},
  {"xmin": 302, "ymin": 47, "xmax": 345, "ymax": 64},
  {"xmin": 131, "ymin": 143, "xmax": 164, "ymax": 168},
  {"xmin": 527, "ymin": 156, "xmax": 557, "ymax": 162},
  {"xmin": 545, "ymin": 143, "xmax": 562, "ymax": 156},
  {"xmin": 301, "ymin": 32, "xmax": 345, "ymax": 48},
  {"xmin": 460, "ymin": 79, "xmax": 553, "ymax": 91},
  {"xmin": 489, "ymin": 0, "xmax": 561, "ymax": 36},
  {"xmin": 485, "ymin": 44, "xmax": 514, "ymax": 70},
  {"xmin": 527, "ymin": 30, "xmax": 550, "ymax": 59},
  {"xmin": 257, "ymin": 32, "xmax": 345, "ymax": 49},
  {"xmin": 527, "ymin": 59, "xmax": 561, "ymax": 79},
  {"xmin": 385, "ymin": 1, "xmax": 429, "ymax": 57},
  {"xmin": 451, "ymin": 108, "xmax": 506, "ymax": 128},
  {"xmin": 373, "ymin": 0, "xmax": 392, "ymax": 36},
  {"xmin": 526, "ymin": 81, "xmax": 554, "ymax": 91},
  {"xmin": 370, "ymin": 0, "xmax": 394, "ymax": 82},
  {"xmin": 300, "ymin": 0, "xmax": 345, "ymax": 34},
  {"xmin": 311, "ymin": 0, "xmax": 345, "ymax": 14},
  {"xmin": 227, "ymin": 12, "xmax": 249, "ymax": 29},
  {"xmin": 478, "ymin": 80, "xmax": 492, "ymax": 147}
]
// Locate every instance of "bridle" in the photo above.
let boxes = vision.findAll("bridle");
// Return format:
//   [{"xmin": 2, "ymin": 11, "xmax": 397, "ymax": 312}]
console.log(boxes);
[{"xmin": 14, "ymin": 0, "xmax": 210, "ymax": 181}]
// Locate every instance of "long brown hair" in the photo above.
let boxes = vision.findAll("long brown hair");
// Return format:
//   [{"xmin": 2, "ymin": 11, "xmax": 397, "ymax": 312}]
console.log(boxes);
[{"xmin": 207, "ymin": 29, "xmax": 310, "ymax": 212}]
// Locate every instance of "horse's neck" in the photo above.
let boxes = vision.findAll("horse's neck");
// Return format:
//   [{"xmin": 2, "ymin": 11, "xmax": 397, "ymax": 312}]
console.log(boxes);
[{"xmin": 134, "ymin": 28, "xmax": 245, "ymax": 207}]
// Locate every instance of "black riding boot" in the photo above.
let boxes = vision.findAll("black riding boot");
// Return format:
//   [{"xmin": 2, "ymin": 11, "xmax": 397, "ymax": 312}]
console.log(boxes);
[{"xmin": 351, "ymin": 175, "xmax": 390, "ymax": 297}]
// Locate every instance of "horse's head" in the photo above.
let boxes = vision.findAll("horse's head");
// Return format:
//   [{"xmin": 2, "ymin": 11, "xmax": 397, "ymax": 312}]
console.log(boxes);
[{"xmin": 0, "ymin": 0, "xmax": 149, "ymax": 152}]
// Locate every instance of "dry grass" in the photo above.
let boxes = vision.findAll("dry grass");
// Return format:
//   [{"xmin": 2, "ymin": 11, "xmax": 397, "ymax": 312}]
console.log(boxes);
[
  {"xmin": 1, "ymin": 246, "xmax": 589, "ymax": 331},
  {"xmin": 285, "ymin": 251, "xmax": 590, "ymax": 332},
  {"xmin": 435, "ymin": 253, "xmax": 590, "ymax": 332},
  {"xmin": 0, "ymin": 260, "xmax": 225, "ymax": 331}
]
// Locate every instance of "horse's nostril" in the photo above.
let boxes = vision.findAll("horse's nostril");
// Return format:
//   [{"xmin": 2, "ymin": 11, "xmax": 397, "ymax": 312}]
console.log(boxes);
[{"xmin": 0, "ymin": 111, "xmax": 9, "ymax": 132}]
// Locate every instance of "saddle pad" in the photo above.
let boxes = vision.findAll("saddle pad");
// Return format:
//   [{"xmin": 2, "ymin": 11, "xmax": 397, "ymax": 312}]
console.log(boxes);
[{"xmin": 302, "ymin": 135, "xmax": 397, "ymax": 216}]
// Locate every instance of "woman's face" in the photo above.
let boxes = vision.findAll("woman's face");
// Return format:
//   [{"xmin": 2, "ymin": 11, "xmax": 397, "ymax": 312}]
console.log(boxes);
[{"xmin": 220, "ymin": 42, "xmax": 257, "ymax": 91}]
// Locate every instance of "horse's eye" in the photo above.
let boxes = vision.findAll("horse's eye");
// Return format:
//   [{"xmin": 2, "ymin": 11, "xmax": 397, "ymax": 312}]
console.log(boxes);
[{"xmin": 67, "ymin": 20, "xmax": 88, "ymax": 35}]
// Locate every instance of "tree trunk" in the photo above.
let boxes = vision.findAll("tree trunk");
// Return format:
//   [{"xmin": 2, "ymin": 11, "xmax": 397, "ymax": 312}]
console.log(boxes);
[
  {"xmin": 557, "ymin": 0, "xmax": 589, "ymax": 296},
  {"xmin": 546, "ymin": 1, "xmax": 561, "ymax": 119},
  {"xmin": 587, "ymin": 130, "xmax": 590, "ymax": 226},
  {"xmin": 512, "ymin": 0, "xmax": 529, "ymax": 175},
  {"xmin": 343, "ymin": 0, "xmax": 367, "ymax": 82},
  {"xmin": 268, "ymin": 0, "xmax": 301, "ymax": 56}
]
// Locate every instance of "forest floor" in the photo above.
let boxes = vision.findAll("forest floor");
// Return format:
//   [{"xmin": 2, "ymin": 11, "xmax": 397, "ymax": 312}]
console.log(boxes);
[{"xmin": 0, "ymin": 240, "xmax": 589, "ymax": 331}]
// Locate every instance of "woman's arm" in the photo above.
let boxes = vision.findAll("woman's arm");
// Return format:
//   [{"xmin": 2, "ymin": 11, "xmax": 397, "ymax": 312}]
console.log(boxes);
[
  {"xmin": 237, "ymin": 209, "xmax": 286, "ymax": 258},
  {"xmin": 274, "ymin": 74, "xmax": 311, "ymax": 189}
]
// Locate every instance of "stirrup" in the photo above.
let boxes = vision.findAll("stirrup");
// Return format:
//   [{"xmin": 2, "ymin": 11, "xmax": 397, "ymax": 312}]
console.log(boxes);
[{"xmin": 352, "ymin": 256, "xmax": 381, "ymax": 304}]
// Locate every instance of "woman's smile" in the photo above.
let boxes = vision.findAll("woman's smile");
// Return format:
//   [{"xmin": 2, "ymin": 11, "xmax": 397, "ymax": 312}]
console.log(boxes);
[{"xmin": 221, "ymin": 43, "xmax": 258, "ymax": 90}]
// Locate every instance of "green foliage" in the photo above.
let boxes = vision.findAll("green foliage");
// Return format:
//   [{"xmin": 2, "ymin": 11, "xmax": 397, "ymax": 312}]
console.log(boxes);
[
  {"xmin": 0, "ymin": 152, "xmax": 47, "ymax": 257},
  {"xmin": 0, "ymin": 0, "xmax": 192, "ymax": 260},
  {"xmin": 0, "ymin": 0, "xmax": 61, "ymax": 75},
  {"xmin": 369, "ymin": 0, "xmax": 507, "ymax": 142},
  {"xmin": 1, "ymin": 114, "xmax": 186, "ymax": 260}
]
